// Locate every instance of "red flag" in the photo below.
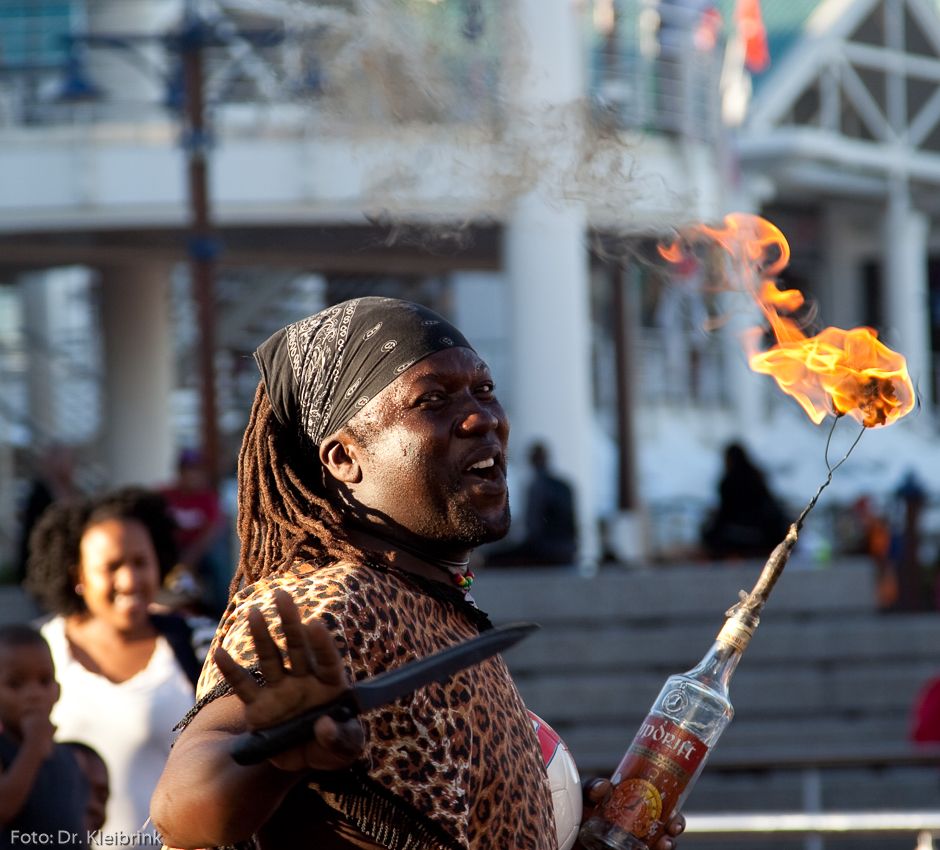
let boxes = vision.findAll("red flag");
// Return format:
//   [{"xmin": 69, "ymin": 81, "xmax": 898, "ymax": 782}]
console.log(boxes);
[
  {"xmin": 694, "ymin": 7, "xmax": 723, "ymax": 52},
  {"xmin": 735, "ymin": 0, "xmax": 770, "ymax": 73}
]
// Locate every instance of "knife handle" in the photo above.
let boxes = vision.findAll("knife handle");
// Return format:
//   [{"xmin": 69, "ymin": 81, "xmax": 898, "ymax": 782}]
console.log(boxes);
[{"xmin": 230, "ymin": 690, "xmax": 360, "ymax": 766}]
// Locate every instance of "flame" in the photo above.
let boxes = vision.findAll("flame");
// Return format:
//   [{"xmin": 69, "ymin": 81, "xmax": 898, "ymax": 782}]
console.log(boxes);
[
  {"xmin": 657, "ymin": 241, "xmax": 685, "ymax": 264},
  {"xmin": 659, "ymin": 213, "xmax": 915, "ymax": 428}
]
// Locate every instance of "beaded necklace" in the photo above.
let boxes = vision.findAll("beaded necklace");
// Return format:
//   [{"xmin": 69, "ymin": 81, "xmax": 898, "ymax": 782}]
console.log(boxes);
[{"xmin": 369, "ymin": 534, "xmax": 475, "ymax": 592}]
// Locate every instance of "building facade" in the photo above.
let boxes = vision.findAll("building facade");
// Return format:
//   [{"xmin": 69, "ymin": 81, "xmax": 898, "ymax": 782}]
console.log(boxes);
[{"xmin": 2, "ymin": 0, "xmax": 936, "ymax": 570}]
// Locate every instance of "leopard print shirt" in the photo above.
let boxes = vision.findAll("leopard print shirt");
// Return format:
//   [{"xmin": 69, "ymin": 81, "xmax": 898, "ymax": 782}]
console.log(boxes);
[{"xmin": 195, "ymin": 560, "xmax": 556, "ymax": 850}]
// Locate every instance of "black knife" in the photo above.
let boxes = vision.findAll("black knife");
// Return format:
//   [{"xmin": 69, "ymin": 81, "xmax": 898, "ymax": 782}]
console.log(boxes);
[{"xmin": 230, "ymin": 621, "xmax": 539, "ymax": 765}]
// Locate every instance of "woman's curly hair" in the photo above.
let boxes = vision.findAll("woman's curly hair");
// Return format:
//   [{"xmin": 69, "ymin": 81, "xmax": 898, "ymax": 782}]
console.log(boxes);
[{"xmin": 25, "ymin": 487, "xmax": 178, "ymax": 616}]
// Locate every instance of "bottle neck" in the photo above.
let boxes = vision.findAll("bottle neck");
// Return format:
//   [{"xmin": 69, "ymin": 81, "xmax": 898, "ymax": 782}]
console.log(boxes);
[{"xmin": 686, "ymin": 612, "xmax": 759, "ymax": 696}]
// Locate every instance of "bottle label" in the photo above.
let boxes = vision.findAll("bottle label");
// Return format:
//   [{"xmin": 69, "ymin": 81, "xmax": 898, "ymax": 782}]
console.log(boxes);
[
  {"xmin": 717, "ymin": 617, "xmax": 754, "ymax": 652},
  {"xmin": 601, "ymin": 715, "xmax": 708, "ymax": 844}
]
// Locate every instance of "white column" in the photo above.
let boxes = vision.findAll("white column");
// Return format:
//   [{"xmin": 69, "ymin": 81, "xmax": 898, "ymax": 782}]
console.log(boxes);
[
  {"xmin": 86, "ymin": 0, "xmax": 181, "ymax": 106},
  {"xmin": 721, "ymin": 180, "xmax": 772, "ymax": 430},
  {"xmin": 883, "ymin": 177, "xmax": 931, "ymax": 397},
  {"xmin": 723, "ymin": 301, "xmax": 765, "ymax": 431},
  {"xmin": 506, "ymin": 195, "xmax": 598, "ymax": 566},
  {"xmin": 504, "ymin": 0, "xmax": 598, "ymax": 565},
  {"xmin": 98, "ymin": 263, "xmax": 174, "ymax": 487},
  {"xmin": 20, "ymin": 271, "xmax": 56, "ymax": 443},
  {"xmin": 822, "ymin": 203, "xmax": 865, "ymax": 330}
]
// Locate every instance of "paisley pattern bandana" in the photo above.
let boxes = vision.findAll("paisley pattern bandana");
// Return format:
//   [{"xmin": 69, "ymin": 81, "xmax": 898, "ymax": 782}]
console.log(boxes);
[{"xmin": 254, "ymin": 297, "xmax": 473, "ymax": 448}]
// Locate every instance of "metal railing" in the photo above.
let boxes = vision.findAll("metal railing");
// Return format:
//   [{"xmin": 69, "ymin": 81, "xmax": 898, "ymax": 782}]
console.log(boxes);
[
  {"xmin": 0, "ymin": 2, "xmax": 724, "ymax": 145},
  {"xmin": 684, "ymin": 812, "xmax": 940, "ymax": 847},
  {"xmin": 0, "ymin": 2, "xmax": 504, "ymax": 132},
  {"xmin": 683, "ymin": 744, "xmax": 940, "ymax": 848},
  {"xmin": 588, "ymin": 0, "xmax": 724, "ymax": 144},
  {"xmin": 636, "ymin": 327, "xmax": 733, "ymax": 409}
]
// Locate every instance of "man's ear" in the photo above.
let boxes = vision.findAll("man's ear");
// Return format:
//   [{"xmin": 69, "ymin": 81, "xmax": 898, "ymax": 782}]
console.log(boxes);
[{"xmin": 319, "ymin": 431, "xmax": 363, "ymax": 484}]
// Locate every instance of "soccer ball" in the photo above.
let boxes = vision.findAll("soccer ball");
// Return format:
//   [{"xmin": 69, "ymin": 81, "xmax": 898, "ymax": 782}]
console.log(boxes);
[{"xmin": 529, "ymin": 710, "xmax": 583, "ymax": 850}]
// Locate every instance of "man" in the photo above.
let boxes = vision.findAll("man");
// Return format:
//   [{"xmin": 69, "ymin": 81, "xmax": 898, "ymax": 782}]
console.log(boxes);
[{"xmin": 152, "ymin": 298, "xmax": 684, "ymax": 850}]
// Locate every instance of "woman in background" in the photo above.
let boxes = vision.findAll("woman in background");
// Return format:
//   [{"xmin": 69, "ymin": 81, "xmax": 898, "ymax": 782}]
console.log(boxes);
[{"xmin": 26, "ymin": 488, "xmax": 202, "ymax": 837}]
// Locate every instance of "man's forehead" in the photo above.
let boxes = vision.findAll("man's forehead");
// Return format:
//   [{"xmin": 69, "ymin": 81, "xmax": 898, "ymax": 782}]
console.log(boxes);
[
  {"xmin": 397, "ymin": 348, "xmax": 490, "ymax": 383},
  {"xmin": 347, "ymin": 347, "xmax": 489, "ymax": 424}
]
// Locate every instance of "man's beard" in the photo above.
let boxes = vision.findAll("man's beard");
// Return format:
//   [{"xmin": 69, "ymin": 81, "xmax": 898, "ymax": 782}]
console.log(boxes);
[
  {"xmin": 430, "ymin": 468, "xmax": 512, "ymax": 549},
  {"xmin": 444, "ymin": 500, "xmax": 512, "ymax": 549}
]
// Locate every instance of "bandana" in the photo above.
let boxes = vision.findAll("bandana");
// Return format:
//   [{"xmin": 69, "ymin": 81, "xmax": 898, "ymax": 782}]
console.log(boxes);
[{"xmin": 254, "ymin": 297, "xmax": 473, "ymax": 447}]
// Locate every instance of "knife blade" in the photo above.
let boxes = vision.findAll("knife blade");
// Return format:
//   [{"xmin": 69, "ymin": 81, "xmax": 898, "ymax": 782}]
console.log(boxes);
[{"xmin": 230, "ymin": 621, "xmax": 539, "ymax": 765}]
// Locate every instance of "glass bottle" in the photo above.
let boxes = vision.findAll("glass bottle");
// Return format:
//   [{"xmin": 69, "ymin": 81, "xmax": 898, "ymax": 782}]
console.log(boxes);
[{"xmin": 578, "ymin": 609, "xmax": 759, "ymax": 850}]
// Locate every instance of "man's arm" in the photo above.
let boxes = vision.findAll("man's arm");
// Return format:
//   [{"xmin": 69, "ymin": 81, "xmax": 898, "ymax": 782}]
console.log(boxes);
[{"xmin": 151, "ymin": 592, "xmax": 364, "ymax": 848}]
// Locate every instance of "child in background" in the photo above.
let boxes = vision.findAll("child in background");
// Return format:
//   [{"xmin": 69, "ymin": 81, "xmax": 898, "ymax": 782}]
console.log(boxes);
[
  {"xmin": 65, "ymin": 742, "xmax": 109, "ymax": 834},
  {"xmin": 0, "ymin": 624, "xmax": 87, "ymax": 845}
]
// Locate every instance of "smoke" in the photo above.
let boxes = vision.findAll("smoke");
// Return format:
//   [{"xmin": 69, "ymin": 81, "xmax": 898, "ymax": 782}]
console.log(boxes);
[{"xmin": 216, "ymin": 0, "xmax": 666, "ymax": 237}]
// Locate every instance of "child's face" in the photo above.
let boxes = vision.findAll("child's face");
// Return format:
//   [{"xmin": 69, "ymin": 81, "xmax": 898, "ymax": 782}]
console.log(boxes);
[
  {"xmin": 71, "ymin": 747, "xmax": 109, "ymax": 834},
  {"xmin": 0, "ymin": 643, "xmax": 60, "ymax": 738}
]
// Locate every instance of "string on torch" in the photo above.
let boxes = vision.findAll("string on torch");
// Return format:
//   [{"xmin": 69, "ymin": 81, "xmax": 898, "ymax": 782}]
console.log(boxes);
[{"xmin": 732, "ymin": 415, "xmax": 866, "ymax": 621}]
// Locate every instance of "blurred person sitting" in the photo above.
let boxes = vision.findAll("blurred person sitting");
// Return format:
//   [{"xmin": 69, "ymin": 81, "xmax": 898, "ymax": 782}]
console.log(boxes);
[
  {"xmin": 15, "ymin": 444, "xmax": 78, "ymax": 583},
  {"xmin": 486, "ymin": 442, "xmax": 577, "ymax": 566},
  {"xmin": 160, "ymin": 448, "xmax": 227, "ymax": 616},
  {"xmin": 0, "ymin": 624, "xmax": 88, "ymax": 844},
  {"xmin": 25, "ymin": 488, "xmax": 203, "ymax": 837},
  {"xmin": 702, "ymin": 442, "xmax": 788, "ymax": 559}
]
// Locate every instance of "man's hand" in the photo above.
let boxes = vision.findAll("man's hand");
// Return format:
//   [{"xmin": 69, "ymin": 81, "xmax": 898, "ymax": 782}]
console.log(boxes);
[
  {"xmin": 579, "ymin": 779, "xmax": 686, "ymax": 850},
  {"xmin": 214, "ymin": 589, "xmax": 364, "ymax": 773}
]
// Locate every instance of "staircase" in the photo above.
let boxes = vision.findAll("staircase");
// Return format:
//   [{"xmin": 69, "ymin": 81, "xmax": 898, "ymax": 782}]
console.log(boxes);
[{"xmin": 472, "ymin": 559, "xmax": 940, "ymax": 849}]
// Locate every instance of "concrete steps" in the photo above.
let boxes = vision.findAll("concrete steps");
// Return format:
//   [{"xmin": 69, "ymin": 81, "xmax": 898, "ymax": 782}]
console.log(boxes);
[
  {"xmin": 473, "ymin": 561, "xmax": 936, "ymax": 762},
  {"xmin": 6, "ymin": 560, "xmax": 937, "ymax": 848},
  {"xmin": 472, "ymin": 561, "xmax": 940, "ymax": 849}
]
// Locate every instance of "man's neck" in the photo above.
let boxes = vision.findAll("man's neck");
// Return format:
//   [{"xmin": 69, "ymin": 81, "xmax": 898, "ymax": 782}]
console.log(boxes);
[{"xmin": 347, "ymin": 527, "xmax": 471, "ymax": 583}]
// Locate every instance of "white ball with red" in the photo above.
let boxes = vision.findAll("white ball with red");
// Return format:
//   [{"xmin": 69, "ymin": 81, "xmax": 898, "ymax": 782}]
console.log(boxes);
[{"xmin": 529, "ymin": 710, "xmax": 582, "ymax": 850}]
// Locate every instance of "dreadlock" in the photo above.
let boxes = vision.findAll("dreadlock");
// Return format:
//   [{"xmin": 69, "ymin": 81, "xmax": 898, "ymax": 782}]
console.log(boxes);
[{"xmin": 232, "ymin": 383, "xmax": 365, "ymax": 597}]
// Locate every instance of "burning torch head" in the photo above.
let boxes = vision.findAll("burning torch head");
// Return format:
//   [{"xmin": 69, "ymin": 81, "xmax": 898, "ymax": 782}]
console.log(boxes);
[{"xmin": 658, "ymin": 214, "xmax": 915, "ymax": 429}]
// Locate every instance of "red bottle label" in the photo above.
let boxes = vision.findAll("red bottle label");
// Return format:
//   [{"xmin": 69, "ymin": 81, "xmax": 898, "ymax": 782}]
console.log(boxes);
[{"xmin": 601, "ymin": 716, "xmax": 708, "ymax": 845}]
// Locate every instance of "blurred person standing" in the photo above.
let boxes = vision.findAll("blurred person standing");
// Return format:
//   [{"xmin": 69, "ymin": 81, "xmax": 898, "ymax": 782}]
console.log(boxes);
[
  {"xmin": 15, "ymin": 444, "xmax": 78, "ymax": 583},
  {"xmin": 852, "ymin": 496, "xmax": 897, "ymax": 611},
  {"xmin": 486, "ymin": 442, "xmax": 578, "ymax": 566},
  {"xmin": 161, "ymin": 448, "xmax": 227, "ymax": 616},
  {"xmin": 25, "ymin": 489, "xmax": 201, "ymax": 837}
]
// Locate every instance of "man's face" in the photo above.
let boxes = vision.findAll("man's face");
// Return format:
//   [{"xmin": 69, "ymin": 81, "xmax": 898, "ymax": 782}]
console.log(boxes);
[{"xmin": 335, "ymin": 347, "xmax": 511, "ymax": 553}]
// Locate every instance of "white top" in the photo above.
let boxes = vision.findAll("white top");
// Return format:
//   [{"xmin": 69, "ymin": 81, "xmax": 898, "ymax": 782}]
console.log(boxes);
[{"xmin": 41, "ymin": 615, "xmax": 195, "ymax": 837}]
